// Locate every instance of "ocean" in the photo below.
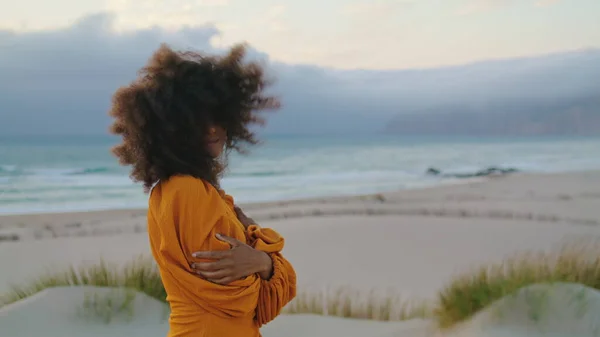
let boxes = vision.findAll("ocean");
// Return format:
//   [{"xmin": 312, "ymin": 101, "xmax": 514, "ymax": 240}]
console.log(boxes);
[{"xmin": 1, "ymin": 135, "xmax": 600, "ymax": 215}]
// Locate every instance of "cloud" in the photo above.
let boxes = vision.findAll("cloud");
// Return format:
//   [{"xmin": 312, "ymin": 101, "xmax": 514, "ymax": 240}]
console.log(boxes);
[
  {"xmin": 0, "ymin": 13, "xmax": 220, "ymax": 135},
  {"xmin": 342, "ymin": 0, "xmax": 415, "ymax": 21},
  {"xmin": 104, "ymin": 0, "xmax": 230, "ymax": 30},
  {"xmin": 455, "ymin": 0, "xmax": 514, "ymax": 15},
  {"xmin": 209, "ymin": 4, "xmax": 293, "ymax": 58},
  {"xmin": 0, "ymin": 13, "xmax": 395, "ymax": 135},
  {"xmin": 255, "ymin": 4, "xmax": 289, "ymax": 33},
  {"xmin": 0, "ymin": 13, "xmax": 598, "ymax": 136},
  {"xmin": 534, "ymin": 0, "xmax": 561, "ymax": 7},
  {"xmin": 456, "ymin": 0, "xmax": 561, "ymax": 15}
]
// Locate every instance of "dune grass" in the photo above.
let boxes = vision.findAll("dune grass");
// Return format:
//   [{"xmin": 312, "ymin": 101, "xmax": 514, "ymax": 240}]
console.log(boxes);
[
  {"xmin": 3, "ymin": 239, "xmax": 600, "ymax": 327},
  {"xmin": 0, "ymin": 256, "xmax": 428, "ymax": 322},
  {"xmin": 78, "ymin": 288, "xmax": 138, "ymax": 324},
  {"xmin": 0, "ymin": 255, "xmax": 165, "ymax": 308},
  {"xmin": 283, "ymin": 286, "xmax": 430, "ymax": 321},
  {"xmin": 433, "ymin": 239, "xmax": 600, "ymax": 329}
]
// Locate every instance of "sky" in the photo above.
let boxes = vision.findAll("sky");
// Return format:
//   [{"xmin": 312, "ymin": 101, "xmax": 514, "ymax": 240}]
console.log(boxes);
[
  {"xmin": 1, "ymin": 0, "xmax": 600, "ymax": 70},
  {"xmin": 0, "ymin": 0, "xmax": 599, "ymax": 136}
]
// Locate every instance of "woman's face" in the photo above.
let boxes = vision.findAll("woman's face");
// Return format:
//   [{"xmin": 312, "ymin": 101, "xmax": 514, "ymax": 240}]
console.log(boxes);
[{"xmin": 205, "ymin": 124, "xmax": 227, "ymax": 158}]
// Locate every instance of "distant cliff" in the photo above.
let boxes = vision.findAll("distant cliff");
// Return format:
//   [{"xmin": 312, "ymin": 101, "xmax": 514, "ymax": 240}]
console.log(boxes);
[{"xmin": 384, "ymin": 95, "xmax": 600, "ymax": 136}]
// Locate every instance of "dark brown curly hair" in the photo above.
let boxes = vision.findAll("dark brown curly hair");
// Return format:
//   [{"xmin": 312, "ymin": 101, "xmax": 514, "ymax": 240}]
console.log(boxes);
[{"xmin": 108, "ymin": 43, "xmax": 280, "ymax": 192}]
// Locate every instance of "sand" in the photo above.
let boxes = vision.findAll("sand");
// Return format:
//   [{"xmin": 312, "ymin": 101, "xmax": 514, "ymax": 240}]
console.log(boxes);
[
  {"xmin": 0, "ymin": 286, "xmax": 434, "ymax": 337},
  {"xmin": 1, "ymin": 170, "xmax": 599, "ymax": 337},
  {"xmin": 0, "ymin": 287, "xmax": 169, "ymax": 337},
  {"xmin": 443, "ymin": 283, "xmax": 600, "ymax": 337},
  {"xmin": 3, "ymin": 283, "xmax": 599, "ymax": 337}
]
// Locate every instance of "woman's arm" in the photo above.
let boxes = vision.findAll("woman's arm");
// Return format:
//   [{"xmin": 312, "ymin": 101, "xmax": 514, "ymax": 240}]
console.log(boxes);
[
  {"xmin": 190, "ymin": 234, "xmax": 275, "ymax": 285},
  {"xmin": 187, "ymin": 199, "xmax": 297, "ymax": 325}
]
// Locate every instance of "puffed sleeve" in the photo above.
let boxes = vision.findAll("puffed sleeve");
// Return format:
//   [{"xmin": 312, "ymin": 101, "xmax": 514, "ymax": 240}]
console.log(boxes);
[{"xmin": 246, "ymin": 225, "xmax": 297, "ymax": 326}]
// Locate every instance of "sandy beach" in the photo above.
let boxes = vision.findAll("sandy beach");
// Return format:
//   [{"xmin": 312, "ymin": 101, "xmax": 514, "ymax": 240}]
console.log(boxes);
[{"xmin": 1, "ymin": 170, "xmax": 599, "ymax": 337}]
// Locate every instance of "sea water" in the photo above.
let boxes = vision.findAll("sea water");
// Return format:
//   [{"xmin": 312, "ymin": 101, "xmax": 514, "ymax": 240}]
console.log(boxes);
[{"xmin": 1, "ymin": 134, "xmax": 599, "ymax": 215}]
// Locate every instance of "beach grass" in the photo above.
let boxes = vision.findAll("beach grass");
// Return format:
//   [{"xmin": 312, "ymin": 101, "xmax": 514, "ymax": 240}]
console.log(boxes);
[
  {"xmin": 0, "ymin": 255, "xmax": 165, "ymax": 308},
  {"xmin": 3, "ymin": 239, "xmax": 600, "ymax": 326},
  {"xmin": 283, "ymin": 286, "xmax": 430, "ymax": 321},
  {"xmin": 433, "ymin": 239, "xmax": 600, "ymax": 328},
  {"xmin": 0, "ymin": 256, "xmax": 428, "ymax": 322},
  {"xmin": 78, "ymin": 288, "xmax": 138, "ymax": 324}
]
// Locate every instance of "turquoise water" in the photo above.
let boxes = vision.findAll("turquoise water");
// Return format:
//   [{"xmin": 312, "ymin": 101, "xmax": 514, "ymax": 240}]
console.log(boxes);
[{"xmin": 1, "ymin": 135, "xmax": 600, "ymax": 215}]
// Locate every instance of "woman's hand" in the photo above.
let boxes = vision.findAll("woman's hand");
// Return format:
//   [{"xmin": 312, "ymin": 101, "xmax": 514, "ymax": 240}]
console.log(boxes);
[
  {"xmin": 234, "ymin": 205, "xmax": 256, "ymax": 229},
  {"xmin": 191, "ymin": 234, "xmax": 273, "ymax": 285}
]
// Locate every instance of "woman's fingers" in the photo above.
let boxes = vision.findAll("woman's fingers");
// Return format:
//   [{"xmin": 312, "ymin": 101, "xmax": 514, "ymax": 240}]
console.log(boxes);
[
  {"xmin": 191, "ymin": 263, "xmax": 241, "ymax": 284},
  {"xmin": 234, "ymin": 206, "xmax": 256, "ymax": 227},
  {"xmin": 196, "ymin": 268, "xmax": 230, "ymax": 279},
  {"xmin": 215, "ymin": 233, "xmax": 242, "ymax": 247},
  {"xmin": 209, "ymin": 276, "xmax": 236, "ymax": 285},
  {"xmin": 191, "ymin": 261, "xmax": 233, "ymax": 279},
  {"xmin": 233, "ymin": 206, "xmax": 245, "ymax": 219},
  {"xmin": 192, "ymin": 249, "xmax": 232, "ymax": 259},
  {"xmin": 192, "ymin": 258, "xmax": 233, "ymax": 271}
]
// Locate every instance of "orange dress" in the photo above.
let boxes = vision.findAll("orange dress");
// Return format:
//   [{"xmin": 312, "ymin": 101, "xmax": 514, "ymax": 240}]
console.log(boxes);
[{"xmin": 147, "ymin": 175, "xmax": 297, "ymax": 337}]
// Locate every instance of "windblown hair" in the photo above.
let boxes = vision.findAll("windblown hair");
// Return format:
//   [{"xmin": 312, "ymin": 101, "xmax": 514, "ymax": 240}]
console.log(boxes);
[{"xmin": 109, "ymin": 43, "xmax": 279, "ymax": 192}]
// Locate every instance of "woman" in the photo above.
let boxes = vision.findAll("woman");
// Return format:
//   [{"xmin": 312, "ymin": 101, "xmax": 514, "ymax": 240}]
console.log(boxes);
[{"xmin": 108, "ymin": 43, "xmax": 297, "ymax": 337}]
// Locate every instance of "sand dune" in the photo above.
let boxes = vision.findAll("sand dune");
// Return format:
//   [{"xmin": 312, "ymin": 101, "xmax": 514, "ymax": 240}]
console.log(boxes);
[
  {"xmin": 2, "ymin": 283, "xmax": 599, "ymax": 337},
  {"xmin": 0, "ymin": 286, "xmax": 433, "ymax": 337},
  {"xmin": 444, "ymin": 283, "xmax": 600, "ymax": 337},
  {"xmin": 0, "ymin": 287, "xmax": 169, "ymax": 337}
]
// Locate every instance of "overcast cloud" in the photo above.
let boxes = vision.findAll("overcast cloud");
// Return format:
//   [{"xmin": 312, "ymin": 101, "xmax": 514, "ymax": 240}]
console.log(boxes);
[{"xmin": 1, "ymin": 13, "xmax": 599, "ymax": 136}]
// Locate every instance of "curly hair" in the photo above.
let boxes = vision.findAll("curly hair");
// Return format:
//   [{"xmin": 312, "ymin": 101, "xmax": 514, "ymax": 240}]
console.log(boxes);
[{"xmin": 108, "ymin": 43, "xmax": 280, "ymax": 192}]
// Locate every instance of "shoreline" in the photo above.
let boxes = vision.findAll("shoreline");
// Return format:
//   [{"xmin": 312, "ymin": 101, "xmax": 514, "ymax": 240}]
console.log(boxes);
[
  {"xmin": 0, "ymin": 169, "xmax": 591, "ymax": 219},
  {"xmin": 0, "ymin": 170, "xmax": 513, "ymax": 222},
  {"xmin": 1, "ymin": 170, "xmax": 599, "ymax": 240},
  {"xmin": 0, "ymin": 173, "xmax": 491, "ymax": 217},
  {"xmin": 2, "ymin": 163, "xmax": 598, "ymax": 217},
  {"xmin": 0, "ymin": 169, "xmax": 558, "ymax": 218}
]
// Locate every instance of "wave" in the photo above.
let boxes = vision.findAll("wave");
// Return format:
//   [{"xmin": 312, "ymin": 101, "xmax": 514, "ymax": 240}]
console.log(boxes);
[
  {"xmin": 0, "ymin": 165, "xmax": 25, "ymax": 177},
  {"xmin": 65, "ymin": 167, "xmax": 118, "ymax": 175},
  {"xmin": 229, "ymin": 170, "xmax": 298, "ymax": 177},
  {"xmin": 0, "ymin": 166, "xmax": 124, "ymax": 178}
]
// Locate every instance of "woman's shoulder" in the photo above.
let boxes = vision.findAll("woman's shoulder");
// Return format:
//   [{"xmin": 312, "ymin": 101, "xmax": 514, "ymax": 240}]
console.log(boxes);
[
  {"xmin": 149, "ymin": 175, "xmax": 223, "ymax": 219},
  {"xmin": 165, "ymin": 174, "xmax": 209, "ymax": 187},
  {"xmin": 153, "ymin": 175, "xmax": 218, "ymax": 199}
]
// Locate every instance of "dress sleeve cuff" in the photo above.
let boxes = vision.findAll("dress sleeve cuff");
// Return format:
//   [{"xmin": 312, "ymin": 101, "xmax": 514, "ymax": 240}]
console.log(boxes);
[
  {"xmin": 246, "ymin": 225, "xmax": 285, "ymax": 253},
  {"xmin": 260, "ymin": 252, "xmax": 283, "ymax": 285}
]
